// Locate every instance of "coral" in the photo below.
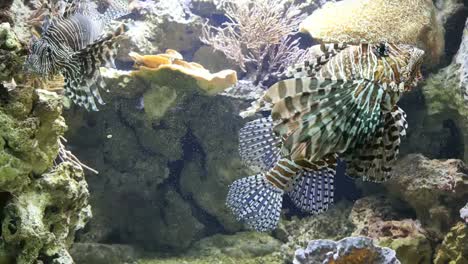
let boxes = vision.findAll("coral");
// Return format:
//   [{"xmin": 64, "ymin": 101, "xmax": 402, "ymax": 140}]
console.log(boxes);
[
  {"xmin": 130, "ymin": 50, "xmax": 238, "ymax": 95},
  {"xmin": 1, "ymin": 162, "xmax": 91, "ymax": 264},
  {"xmin": 293, "ymin": 236, "xmax": 401, "ymax": 264},
  {"xmin": 0, "ymin": 23, "xmax": 23, "ymax": 82},
  {"xmin": 117, "ymin": 0, "xmax": 203, "ymax": 62},
  {"xmin": 460, "ymin": 203, "xmax": 468, "ymax": 223},
  {"xmin": 457, "ymin": 18, "xmax": 468, "ymax": 100},
  {"xmin": 66, "ymin": 49, "xmax": 248, "ymax": 250},
  {"xmin": 434, "ymin": 222, "xmax": 468, "ymax": 264},
  {"xmin": 349, "ymin": 197, "xmax": 432, "ymax": 264},
  {"xmin": 300, "ymin": 0, "xmax": 445, "ymax": 65},
  {"xmin": 200, "ymin": 0, "xmax": 306, "ymax": 85},
  {"xmin": 279, "ymin": 201, "xmax": 355, "ymax": 260},
  {"xmin": 385, "ymin": 154, "xmax": 468, "ymax": 238}
]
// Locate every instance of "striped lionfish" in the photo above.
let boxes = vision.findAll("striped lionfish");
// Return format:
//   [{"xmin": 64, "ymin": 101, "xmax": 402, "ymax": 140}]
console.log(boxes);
[
  {"xmin": 25, "ymin": 0, "xmax": 130, "ymax": 111},
  {"xmin": 227, "ymin": 43, "xmax": 425, "ymax": 231}
]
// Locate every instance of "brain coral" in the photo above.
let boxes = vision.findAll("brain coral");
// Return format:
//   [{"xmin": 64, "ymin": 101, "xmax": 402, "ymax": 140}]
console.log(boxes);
[{"xmin": 300, "ymin": 0, "xmax": 444, "ymax": 65}]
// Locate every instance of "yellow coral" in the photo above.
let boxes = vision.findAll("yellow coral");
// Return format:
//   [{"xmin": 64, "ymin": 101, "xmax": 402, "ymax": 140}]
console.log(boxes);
[
  {"xmin": 300, "ymin": 0, "xmax": 444, "ymax": 65},
  {"xmin": 129, "ymin": 50, "xmax": 238, "ymax": 95}
]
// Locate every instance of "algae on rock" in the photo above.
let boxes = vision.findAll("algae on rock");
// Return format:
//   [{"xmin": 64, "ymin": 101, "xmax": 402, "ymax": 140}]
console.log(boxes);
[{"xmin": 434, "ymin": 222, "xmax": 468, "ymax": 264}]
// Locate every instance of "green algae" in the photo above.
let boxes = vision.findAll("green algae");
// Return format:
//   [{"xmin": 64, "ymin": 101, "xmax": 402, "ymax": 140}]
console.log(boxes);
[{"xmin": 434, "ymin": 222, "xmax": 468, "ymax": 264}]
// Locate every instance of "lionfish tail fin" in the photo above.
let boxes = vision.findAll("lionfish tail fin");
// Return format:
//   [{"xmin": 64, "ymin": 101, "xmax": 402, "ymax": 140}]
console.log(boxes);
[
  {"xmin": 101, "ymin": 0, "xmax": 131, "ymax": 23},
  {"xmin": 239, "ymin": 117, "xmax": 282, "ymax": 171},
  {"xmin": 287, "ymin": 158, "xmax": 337, "ymax": 213},
  {"xmin": 288, "ymin": 154, "xmax": 338, "ymax": 214},
  {"xmin": 65, "ymin": 23, "xmax": 129, "ymax": 111},
  {"xmin": 226, "ymin": 174, "xmax": 283, "ymax": 232}
]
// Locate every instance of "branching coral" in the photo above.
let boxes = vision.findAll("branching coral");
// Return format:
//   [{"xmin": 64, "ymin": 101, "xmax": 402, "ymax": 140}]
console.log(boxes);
[
  {"xmin": 200, "ymin": 0, "xmax": 307, "ymax": 87},
  {"xmin": 57, "ymin": 136, "xmax": 98, "ymax": 175}
]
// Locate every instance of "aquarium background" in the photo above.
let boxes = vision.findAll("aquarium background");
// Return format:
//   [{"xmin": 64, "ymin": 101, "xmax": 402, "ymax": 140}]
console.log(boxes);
[{"xmin": 0, "ymin": 0, "xmax": 467, "ymax": 263}]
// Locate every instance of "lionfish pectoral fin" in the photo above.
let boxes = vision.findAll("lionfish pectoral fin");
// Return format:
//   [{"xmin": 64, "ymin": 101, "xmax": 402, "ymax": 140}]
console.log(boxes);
[
  {"xmin": 65, "ymin": 23, "xmax": 128, "ymax": 111},
  {"xmin": 287, "ymin": 155, "xmax": 337, "ymax": 213},
  {"xmin": 239, "ymin": 117, "xmax": 282, "ymax": 172},
  {"xmin": 344, "ymin": 106, "xmax": 408, "ymax": 182},
  {"xmin": 275, "ymin": 79, "xmax": 383, "ymax": 161},
  {"xmin": 226, "ymin": 174, "xmax": 284, "ymax": 232}
]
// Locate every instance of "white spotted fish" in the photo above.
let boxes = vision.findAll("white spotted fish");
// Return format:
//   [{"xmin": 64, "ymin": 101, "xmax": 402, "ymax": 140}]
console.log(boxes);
[
  {"xmin": 227, "ymin": 43, "xmax": 424, "ymax": 231},
  {"xmin": 25, "ymin": 0, "xmax": 131, "ymax": 111}
]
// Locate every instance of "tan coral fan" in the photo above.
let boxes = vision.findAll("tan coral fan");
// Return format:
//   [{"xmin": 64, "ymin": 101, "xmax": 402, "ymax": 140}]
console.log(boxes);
[
  {"xmin": 129, "ymin": 49, "xmax": 238, "ymax": 95},
  {"xmin": 300, "ymin": 0, "xmax": 444, "ymax": 65}
]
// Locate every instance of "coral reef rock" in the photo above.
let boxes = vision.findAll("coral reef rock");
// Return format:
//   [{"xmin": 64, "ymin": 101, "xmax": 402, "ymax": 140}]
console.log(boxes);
[
  {"xmin": 350, "ymin": 197, "xmax": 432, "ymax": 264},
  {"xmin": 0, "ymin": 22, "xmax": 22, "ymax": 81},
  {"xmin": 293, "ymin": 236, "xmax": 401, "ymax": 264},
  {"xmin": 0, "ymin": 70, "xmax": 89, "ymax": 263},
  {"xmin": 457, "ymin": 18, "xmax": 468, "ymax": 99},
  {"xmin": 385, "ymin": 154, "xmax": 468, "ymax": 238},
  {"xmin": 66, "ymin": 50, "xmax": 248, "ymax": 251},
  {"xmin": 130, "ymin": 49, "xmax": 238, "ymax": 95},
  {"xmin": 460, "ymin": 203, "xmax": 468, "ymax": 223},
  {"xmin": 70, "ymin": 243, "xmax": 137, "ymax": 264},
  {"xmin": 279, "ymin": 201, "xmax": 355, "ymax": 260},
  {"xmin": 187, "ymin": 232, "xmax": 281, "ymax": 258},
  {"xmin": 300, "ymin": 0, "xmax": 444, "ymax": 64},
  {"xmin": 434, "ymin": 222, "xmax": 468, "ymax": 264}
]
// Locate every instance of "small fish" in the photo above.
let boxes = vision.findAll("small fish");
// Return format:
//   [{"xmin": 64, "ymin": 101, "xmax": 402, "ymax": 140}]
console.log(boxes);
[
  {"xmin": 25, "ymin": 0, "xmax": 131, "ymax": 111},
  {"xmin": 228, "ymin": 43, "xmax": 424, "ymax": 231}
]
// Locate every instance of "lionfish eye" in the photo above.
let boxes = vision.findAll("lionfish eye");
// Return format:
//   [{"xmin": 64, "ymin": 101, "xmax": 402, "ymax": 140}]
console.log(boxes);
[{"xmin": 376, "ymin": 43, "xmax": 389, "ymax": 57}]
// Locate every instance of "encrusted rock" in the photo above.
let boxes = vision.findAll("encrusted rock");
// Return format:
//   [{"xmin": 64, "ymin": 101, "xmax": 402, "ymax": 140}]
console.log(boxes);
[
  {"xmin": 350, "ymin": 196, "xmax": 432, "ymax": 264},
  {"xmin": 293, "ymin": 236, "xmax": 401, "ymax": 264},
  {"xmin": 460, "ymin": 203, "xmax": 468, "ymax": 223},
  {"xmin": 279, "ymin": 201, "xmax": 355, "ymax": 260},
  {"xmin": 385, "ymin": 154, "xmax": 468, "ymax": 238},
  {"xmin": 434, "ymin": 222, "xmax": 468, "ymax": 264},
  {"xmin": 1, "ymin": 162, "xmax": 91, "ymax": 264},
  {"xmin": 187, "ymin": 232, "xmax": 281, "ymax": 258},
  {"xmin": 70, "ymin": 243, "xmax": 137, "ymax": 264}
]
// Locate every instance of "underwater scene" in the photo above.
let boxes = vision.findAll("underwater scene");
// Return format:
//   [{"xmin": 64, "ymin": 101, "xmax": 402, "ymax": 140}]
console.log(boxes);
[{"xmin": 0, "ymin": 0, "xmax": 467, "ymax": 263}]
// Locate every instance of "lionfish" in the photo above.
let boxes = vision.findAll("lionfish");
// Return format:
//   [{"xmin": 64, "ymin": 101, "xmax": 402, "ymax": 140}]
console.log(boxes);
[
  {"xmin": 25, "ymin": 0, "xmax": 130, "ymax": 111},
  {"xmin": 227, "ymin": 42, "xmax": 425, "ymax": 231}
]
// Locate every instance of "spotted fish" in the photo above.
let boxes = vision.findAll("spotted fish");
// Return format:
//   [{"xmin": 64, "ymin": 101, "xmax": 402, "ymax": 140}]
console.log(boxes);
[
  {"xmin": 25, "ymin": 0, "xmax": 130, "ymax": 111},
  {"xmin": 227, "ymin": 43, "xmax": 424, "ymax": 231}
]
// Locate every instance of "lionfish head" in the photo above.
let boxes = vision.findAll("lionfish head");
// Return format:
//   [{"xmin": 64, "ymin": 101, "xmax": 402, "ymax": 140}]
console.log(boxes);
[
  {"xmin": 374, "ymin": 43, "xmax": 425, "ymax": 90},
  {"xmin": 25, "ymin": 38, "xmax": 55, "ymax": 76}
]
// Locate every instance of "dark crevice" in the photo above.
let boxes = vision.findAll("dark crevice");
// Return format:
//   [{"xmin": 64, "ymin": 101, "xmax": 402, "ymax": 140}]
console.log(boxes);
[
  {"xmin": 440, "ymin": 119, "xmax": 464, "ymax": 159},
  {"xmin": 161, "ymin": 128, "xmax": 225, "ymax": 237}
]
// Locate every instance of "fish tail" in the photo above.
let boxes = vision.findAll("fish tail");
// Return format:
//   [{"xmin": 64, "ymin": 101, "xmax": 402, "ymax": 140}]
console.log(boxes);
[
  {"xmin": 65, "ymin": 23, "xmax": 129, "ymax": 111},
  {"xmin": 226, "ymin": 174, "xmax": 284, "ymax": 232},
  {"xmin": 239, "ymin": 117, "xmax": 281, "ymax": 171},
  {"xmin": 101, "ymin": 0, "xmax": 130, "ymax": 23},
  {"xmin": 287, "ymin": 155, "xmax": 337, "ymax": 213}
]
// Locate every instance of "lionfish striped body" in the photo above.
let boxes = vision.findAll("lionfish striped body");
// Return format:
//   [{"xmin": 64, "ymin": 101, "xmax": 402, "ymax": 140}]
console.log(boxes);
[
  {"xmin": 227, "ymin": 43, "xmax": 424, "ymax": 231},
  {"xmin": 26, "ymin": 0, "xmax": 130, "ymax": 111}
]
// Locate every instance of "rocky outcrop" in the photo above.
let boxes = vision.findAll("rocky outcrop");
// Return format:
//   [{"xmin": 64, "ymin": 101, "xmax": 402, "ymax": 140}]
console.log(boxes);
[
  {"xmin": 66, "ymin": 48, "xmax": 246, "ymax": 250},
  {"xmin": 278, "ymin": 201, "xmax": 355, "ymax": 260},
  {"xmin": 350, "ymin": 197, "xmax": 432, "ymax": 264},
  {"xmin": 434, "ymin": 222, "xmax": 468, "ymax": 264},
  {"xmin": 0, "ymin": 19, "xmax": 90, "ymax": 264},
  {"xmin": 293, "ymin": 236, "xmax": 401, "ymax": 264},
  {"xmin": 460, "ymin": 203, "xmax": 468, "ymax": 223},
  {"xmin": 385, "ymin": 154, "xmax": 468, "ymax": 238},
  {"xmin": 70, "ymin": 243, "xmax": 137, "ymax": 264}
]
